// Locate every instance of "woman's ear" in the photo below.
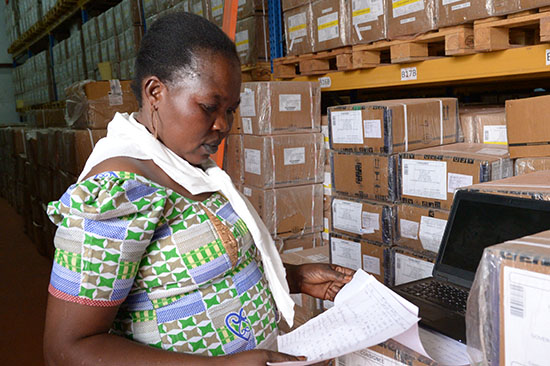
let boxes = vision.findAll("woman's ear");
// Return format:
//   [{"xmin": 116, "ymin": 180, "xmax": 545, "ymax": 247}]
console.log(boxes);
[{"xmin": 143, "ymin": 76, "xmax": 166, "ymax": 109}]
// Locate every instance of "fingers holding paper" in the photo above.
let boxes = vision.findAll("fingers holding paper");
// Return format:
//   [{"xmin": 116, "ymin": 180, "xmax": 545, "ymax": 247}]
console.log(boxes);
[{"xmin": 289, "ymin": 263, "xmax": 355, "ymax": 301}]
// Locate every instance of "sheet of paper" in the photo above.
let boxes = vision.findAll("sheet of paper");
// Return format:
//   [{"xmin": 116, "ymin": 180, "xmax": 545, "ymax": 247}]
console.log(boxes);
[
  {"xmin": 273, "ymin": 270, "xmax": 419, "ymax": 364},
  {"xmin": 418, "ymin": 327, "xmax": 470, "ymax": 365}
]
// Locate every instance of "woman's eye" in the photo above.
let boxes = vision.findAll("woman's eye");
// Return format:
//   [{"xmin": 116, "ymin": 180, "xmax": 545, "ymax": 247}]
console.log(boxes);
[{"xmin": 201, "ymin": 104, "xmax": 217, "ymax": 113}]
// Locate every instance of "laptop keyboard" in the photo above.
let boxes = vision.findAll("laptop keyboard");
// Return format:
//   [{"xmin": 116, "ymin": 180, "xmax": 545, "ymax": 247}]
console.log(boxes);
[{"xmin": 400, "ymin": 281, "xmax": 468, "ymax": 314}]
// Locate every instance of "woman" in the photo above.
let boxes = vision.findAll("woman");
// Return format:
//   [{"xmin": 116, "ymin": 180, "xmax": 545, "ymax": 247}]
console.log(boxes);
[{"xmin": 43, "ymin": 12, "xmax": 353, "ymax": 365}]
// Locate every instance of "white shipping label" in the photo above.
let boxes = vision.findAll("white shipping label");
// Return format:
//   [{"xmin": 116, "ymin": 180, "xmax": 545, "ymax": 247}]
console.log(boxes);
[
  {"xmin": 212, "ymin": 0, "xmax": 224, "ymax": 17},
  {"xmin": 364, "ymin": 119, "xmax": 382, "ymax": 139},
  {"xmin": 392, "ymin": 0, "xmax": 424, "ymax": 18},
  {"xmin": 323, "ymin": 171, "xmax": 332, "ymax": 195},
  {"xmin": 290, "ymin": 293, "xmax": 303, "ymax": 308},
  {"xmin": 452, "ymin": 2, "xmax": 470, "ymax": 10},
  {"xmin": 331, "ymin": 110, "xmax": 364, "ymax": 144},
  {"xmin": 419, "ymin": 216, "xmax": 447, "ymax": 252},
  {"xmin": 244, "ymin": 148, "xmax": 261, "ymax": 175},
  {"xmin": 242, "ymin": 117, "xmax": 253, "ymax": 134},
  {"xmin": 288, "ymin": 12, "xmax": 307, "ymax": 40},
  {"xmin": 238, "ymin": 0, "xmax": 246, "ymax": 5},
  {"xmin": 483, "ymin": 125, "xmax": 508, "ymax": 144},
  {"xmin": 243, "ymin": 187, "xmax": 252, "ymax": 197},
  {"xmin": 363, "ymin": 254, "xmax": 381, "ymax": 275},
  {"xmin": 476, "ymin": 147, "xmax": 508, "ymax": 156},
  {"xmin": 352, "ymin": 0, "xmax": 384, "ymax": 25},
  {"xmin": 321, "ymin": 125, "xmax": 330, "ymax": 149},
  {"xmin": 193, "ymin": 1, "xmax": 203, "ymax": 14},
  {"xmin": 332, "ymin": 199, "xmax": 363, "ymax": 234},
  {"xmin": 235, "ymin": 30, "xmax": 249, "ymax": 53},
  {"xmin": 324, "ymin": 217, "xmax": 330, "ymax": 231},
  {"xmin": 447, "ymin": 172, "xmax": 473, "ymax": 193},
  {"xmin": 362, "ymin": 212, "xmax": 380, "ymax": 234},
  {"xmin": 394, "ymin": 253, "xmax": 434, "ymax": 286},
  {"xmin": 400, "ymin": 219, "xmax": 419, "ymax": 240},
  {"xmin": 400, "ymin": 16, "xmax": 416, "ymax": 24},
  {"xmin": 503, "ymin": 266, "xmax": 550, "ymax": 366},
  {"xmin": 331, "ymin": 237, "xmax": 362, "ymax": 270},
  {"xmin": 279, "ymin": 94, "xmax": 302, "ymax": 112},
  {"xmin": 442, "ymin": 0, "xmax": 462, "ymax": 4},
  {"xmin": 402, "ymin": 159, "xmax": 448, "ymax": 200},
  {"xmin": 317, "ymin": 12, "xmax": 339, "ymax": 43},
  {"xmin": 240, "ymin": 90, "xmax": 256, "ymax": 117},
  {"xmin": 338, "ymin": 348, "xmax": 408, "ymax": 366},
  {"xmin": 284, "ymin": 147, "xmax": 306, "ymax": 165}
]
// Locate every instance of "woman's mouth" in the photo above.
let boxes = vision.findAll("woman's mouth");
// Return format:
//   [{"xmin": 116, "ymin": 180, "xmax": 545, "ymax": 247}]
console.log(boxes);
[{"xmin": 202, "ymin": 143, "xmax": 219, "ymax": 154}]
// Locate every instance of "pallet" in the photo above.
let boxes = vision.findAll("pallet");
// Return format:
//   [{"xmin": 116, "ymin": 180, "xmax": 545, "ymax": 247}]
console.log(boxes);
[
  {"xmin": 241, "ymin": 62, "xmax": 272, "ymax": 81},
  {"xmin": 273, "ymin": 47, "xmax": 352, "ymax": 79},
  {"xmin": 474, "ymin": 7, "xmax": 550, "ymax": 52}
]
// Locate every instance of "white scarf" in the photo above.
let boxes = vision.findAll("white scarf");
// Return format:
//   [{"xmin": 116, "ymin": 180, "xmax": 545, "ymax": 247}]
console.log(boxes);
[{"xmin": 79, "ymin": 112, "xmax": 295, "ymax": 326}]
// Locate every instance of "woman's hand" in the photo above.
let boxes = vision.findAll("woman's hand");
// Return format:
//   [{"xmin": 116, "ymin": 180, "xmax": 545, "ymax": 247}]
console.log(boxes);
[
  {"xmin": 224, "ymin": 350, "xmax": 306, "ymax": 365},
  {"xmin": 286, "ymin": 263, "xmax": 355, "ymax": 301}
]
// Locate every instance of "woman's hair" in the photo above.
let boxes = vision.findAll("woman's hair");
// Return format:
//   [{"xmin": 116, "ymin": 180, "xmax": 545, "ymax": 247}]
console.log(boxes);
[{"xmin": 131, "ymin": 11, "xmax": 240, "ymax": 107}]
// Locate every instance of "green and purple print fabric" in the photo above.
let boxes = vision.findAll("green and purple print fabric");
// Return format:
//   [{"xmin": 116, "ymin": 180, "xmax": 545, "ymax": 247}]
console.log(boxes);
[{"xmin": 47, "ymin": 171, "xmax": 278, "ymax": 355}]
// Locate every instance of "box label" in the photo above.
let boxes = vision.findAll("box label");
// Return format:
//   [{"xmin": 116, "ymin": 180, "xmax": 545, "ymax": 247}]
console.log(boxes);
[
  {"xmin": 240, "ymin": 89, "xmax": 256, "ymax": 117},
  {"xmin": 451, "ymin": 2, "xmax": 470, "ymax": 11},
  {"xmin": 352, "ymin": 0, "xmax": 384, "ymax": 25},
  {"xmin": 212, "ymin": 0, "xmax": 224, "ymax": 17},
  {"xmin": 279, "ymin": 94, "xmax": 302, "ymax": 112},
  {"xmin": 333, "ymin": 199, "xmax": 363, "ymax": 234},
  {"xmin": 394, "ymin": 253, "xmax": 434, "ymax": 286},
  {"xmin": 362, "ymin": 211, "xmax": 380, "ymax": 234},
  {"xmin": 324, "ymin": 171, "xmax": 332, "ymax": 195},
  {"xmin": 402, "ymin": 159, "xmax": 447, "ymax": 200},
  {"xmin": 242, "ymin": 117, "xmax": 253, "ymax": 134},
  {"xmin": 476, "ymin": 147, "xmax": 508, "ymax": 156},
  {"xmin": 331, "ymin": 237, "xmax": 362, "ymax": 270},
  {"xmin": 235, "ymin": 30, "xmax": 249, "ymax": 53},
  {"xmin": 503, "ymin": 266, "xmax": 550, "ymax": 366},
  {"xmin": 364, "ymin": 119, "xmax": 382, "ymax": 139},
  {"xmin": 363, "ymin": 254, "xmax": 381, "ymax": 276},
  {"xmin": 338, "ymin": 348, "xmax": 408, "ymax": 366},
  {"xmin": 442, "ymin": 0, "xmax": 462, "ymax": 4},
  {"xmin": 331, "ymin": 110, "xmax": 364, "ymax": 144},
  {"xmin": 192, "ymin": 1, "xmax": 203, "ymax": 15},
  {"xmin": 284, "ymin": 147, "xmax": 306, "ymax": 165},
  {"xmin": 244, "ymin": 148, "xmax": 261, "ymax": 175},
  {"xmin": 483, "ymin": 125, "xmax": 508, "ymax": 145},
  {"xmin": 243, "ymin": 187, "xmax": 252, "ymax": 197},
  {"xmin": 400, "ymin": 218, "xmax": 419, "ymax": 240},
  {"xmin": 317, "ymin": 12, "xmax": 339, "ymax": 42},
  {"xmin": 447, "ymin": 172, "xmax": 473, "ymax": 193},
  {"xmin": 399, "ymin": 16, "xmax": 416, "ymax": 24},
  {"xmin": 321, "ymin": 125, "xmax": 330, "ymax": 149},
  {"xmin": 288, "ymin": 12, "xmax": 307, "ymax": 40},
  {"xmin": 392, "ymin": 0, "xmax": 424, "ymax": 17},
  {"xmin": 419, "ymin": 216, "xmax": 447, "ymax": 252}
]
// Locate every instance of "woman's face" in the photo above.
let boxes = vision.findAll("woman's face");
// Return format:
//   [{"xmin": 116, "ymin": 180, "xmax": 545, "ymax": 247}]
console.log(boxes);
[{"xmin": 152, "ymin": 52, "xmax": 241, "ymax": 166}]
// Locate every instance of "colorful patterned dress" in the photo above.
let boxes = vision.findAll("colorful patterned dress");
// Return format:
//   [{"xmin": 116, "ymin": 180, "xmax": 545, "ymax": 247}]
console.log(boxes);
[{"xmin": 47, "ymin": 171, "xmax": 279, "ymax": 356}]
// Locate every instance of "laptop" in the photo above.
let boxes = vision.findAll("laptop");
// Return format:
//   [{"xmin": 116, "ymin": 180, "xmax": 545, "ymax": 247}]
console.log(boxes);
[{"xmin": 393, "ymin": 190, "xmax": 550, "ymax": 342}]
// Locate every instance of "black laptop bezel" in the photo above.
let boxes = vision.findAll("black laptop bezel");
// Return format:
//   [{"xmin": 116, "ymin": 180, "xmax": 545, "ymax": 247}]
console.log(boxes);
[{"xmin": 433, "ymin": 189, "xmax": 550, "ymax": 289}]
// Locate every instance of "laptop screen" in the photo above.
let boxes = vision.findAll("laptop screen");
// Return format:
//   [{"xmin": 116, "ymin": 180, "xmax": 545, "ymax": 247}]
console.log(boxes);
[{"xmin": 434, "ymin": 190, "xmax": 550, "ymax": 287}]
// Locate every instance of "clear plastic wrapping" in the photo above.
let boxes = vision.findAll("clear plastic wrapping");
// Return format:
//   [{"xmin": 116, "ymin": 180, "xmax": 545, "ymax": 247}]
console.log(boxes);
[
  {"xmin": 514, "ymin": 157, "xmax": 550, "ymax": 176},
  {"xmin": 399, "ymin": 143, "xmax": 513, "ymax": 210},
  {"xmin": 329, "ymin": 98, "xmax": 459, "ymax": 155},
  {"xmin": 387, "ymin": 0, "xmax": 437, "ymax": 39},
  {"xmin": 331, "ymin": 195, "xmax": 396, "ymax": 245},
  {"xmin": 238, "ymin": 81, "xmax": 321, "ymax": 135},
  {"xmin": 242, "ymin": 183, "xmax": 323, "ymax": 238},
  {"xmin": 275, "ymin": 232, "xmax": 324, "ymax": 253},
  {"xmin": 282, "ymin": 0, "xmax": 310, "ymax": 12},
  {"xmin": 235, "ymin": 15, "xmax": 269, "ymax": 65},
  {"xmin": 65, "ymin": 80, "xmax": 139, "ymax": 129},
  {"xmin": 224, "ymin": 134, "xmax": 244, "ymax": 185},
  {"xmin": 311, "ymin": 0, "xmax": 350, "ymax": 52},
  {"xmin": 459, "ymin": 106, "xmax": 506, "ymax": 145},
  {"xmin": 284, "ymin": 3, "xmax": 315, "ymax": 55},
  {"xmin": 466, "ymin": 231, "xmax": 550, "ymax": 366},
  {"xmin": 350, "ymin": 0, "xmax": 387, "ymax": 45}
]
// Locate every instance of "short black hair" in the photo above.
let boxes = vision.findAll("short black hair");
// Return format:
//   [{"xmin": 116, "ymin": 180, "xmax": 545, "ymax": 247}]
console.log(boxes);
[{"xmin": 131, "ymin": 11, "xmax": 240, "ymax": 107}]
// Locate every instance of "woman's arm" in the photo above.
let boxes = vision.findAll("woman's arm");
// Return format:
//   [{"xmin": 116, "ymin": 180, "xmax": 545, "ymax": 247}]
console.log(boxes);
[
  {"xmin": 44, "ymin": 295, "xmax": 300, "ymax": 366},
  {"xmin": 285, "ymin": 263, "xmax": 355, "ymax": 301}
]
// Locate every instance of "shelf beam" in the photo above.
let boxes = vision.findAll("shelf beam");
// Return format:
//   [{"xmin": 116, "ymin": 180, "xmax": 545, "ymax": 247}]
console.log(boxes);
[{"xmin": 285, "ymin": 44, "xmax": 550, "ymax": 91}]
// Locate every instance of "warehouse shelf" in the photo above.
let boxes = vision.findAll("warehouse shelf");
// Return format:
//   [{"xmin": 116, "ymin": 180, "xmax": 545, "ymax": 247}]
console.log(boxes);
[{"xmin": 283, "ymin": 44, "xmax": 550, "ymax": 92}]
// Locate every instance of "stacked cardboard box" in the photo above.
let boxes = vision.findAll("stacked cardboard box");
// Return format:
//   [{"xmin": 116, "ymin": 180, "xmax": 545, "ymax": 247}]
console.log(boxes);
[
  {"xmin": 225, "ymin": 81, "xmax": 324, "ymax": 253},
  {"xmin": 13, "ymin": 50, "xmax": 54, "ymax": 107},
  {"xmin": 327, "ymin": 98, "xmax": 461, "ymax": 286}
]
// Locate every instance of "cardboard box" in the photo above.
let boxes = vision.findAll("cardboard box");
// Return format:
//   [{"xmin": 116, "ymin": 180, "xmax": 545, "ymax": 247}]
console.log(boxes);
[
  {"xmin": 396, "ymin": 203, "xmax": 449, "ymax": 255},
  {"xmin": 329, "ymin": 98, "xmax": 459, "ymax": 154},
  {"xmin": 459, "ymin": 106, "xmax": 507, "ymax": 145},
  {"xmin": 514, "ymin": 157, "xmax": 550, "ymax": 176},
  {"xmin": 349, "ymin": 0, "xmax": 387, "ymax": 45},
  {"xmin": 282, "ymin": 0, "xmax": 310, "ymax": 11},
  {"xmin": 284, "ymin": 4, "xmax": 315, "ymax": 55},
  {"xmin": 331, "ymin": 195, "xmax": 396, "ymax": 245},
  {"xmin": 437, "ymin": 0, "xmax": 491, "ymax": 28},
  {"xmin": 209, "ymin": 0, "xmax": 225, "ymax": 27},
  {"xmin": 235, "ymin": 15, "xmax": 269, "ymax": 65},
  {"xmin": 36, "ymin": 129, "xmax": 50, "ymax": 168},
  {"xmin": 338, "ymin": 339, "xmax": 439, "ymax": 366},
  {"xmin": 60, "ymin": 129, "xmax": 107, "ymax": 176},
  {"xmin": 332, "ymin": 152, "xmax": 398, "ymax": 202},
  {"xmin": 312, "ymin": 0, "xmax": 350, "ymax": 52},
  {"xmin": 399, "ymin": 143, "xmax": 513, "ymax": 210},
  {"xmin": 238, "ymin": 0, "xmax": 267, "ymax": 19},
  {"xmin": 323, "ymin": 194, "xmax": 331, "ymax": 245},
  {"xmin": 387, "ymin": 0, "xmax": 437, "ymax": 39},
  {"xmin": 519, "ymin": 0, "xmax": 550, "ymax": 11},
  {"xmin": 242, "ymin": 133, "xmax": 324, "ymax": 188},
  {"xmin": 242, "ymin": 183, "xmax": 323, "ymax": 238},
  {"xmin": 506, "ymin": 95, "xmax": 550, "ymax": 158},
  {"xmin": 224, "ymin": 134, "xmax": 243, "ymax": 185},
  {"xmin": 190, "ymin": 0, "xmax": 209, "ymax": 18},
  {"xmin": 275, "ymin": 232, "xmax": 324, "ymax": 253},
  {"xmin": 279, "ymin": 245, "xmax": 328, "ymax": 332},
  {"xmin": 330, "ymin": 233, "xmax": 392, "ymax": 285},
  {"xmin": 392, "ymin": 246, "xmax": 436, "ymax": 286},
  {"xmin": 491, "ymin": 0, "xmax": 520, "ymax": 16},
  {"xmin": 237, "ymin": 82, "xmax": 321, "ymax": 135},
  {"xmin": 65, "ymin": 80, "xmax": 138, "ymax": 129},
  {"xmin": 461, "ymin": 169, "xmax": 550, "ymax": 200}
]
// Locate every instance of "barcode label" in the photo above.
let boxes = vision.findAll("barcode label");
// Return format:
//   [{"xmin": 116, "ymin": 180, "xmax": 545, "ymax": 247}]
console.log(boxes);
[
  {"xmin": 396, "ymin": 257, "xmax": 401, "ymax": 269},
  {"xmin": 509, "ymin": 283, "xmax": 525, "ymax": 318},
  {"xmin": 484, "ymin": 130, "xmax": 489, "ymax": 141},
  {"xmin": 404, "ymin": 165, "xmax": 409, "ymax": 175}
]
